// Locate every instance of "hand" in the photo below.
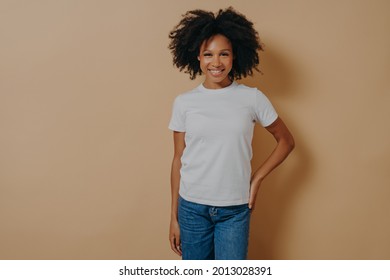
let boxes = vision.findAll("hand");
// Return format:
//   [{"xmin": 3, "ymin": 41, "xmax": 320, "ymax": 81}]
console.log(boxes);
[
  {"xmin": 169, "ymin": 219, "xmax": 182, "ymax": 256},
  {"xmin": 249, "ymin": 179, "xmax": 262, "ymax": 211}
]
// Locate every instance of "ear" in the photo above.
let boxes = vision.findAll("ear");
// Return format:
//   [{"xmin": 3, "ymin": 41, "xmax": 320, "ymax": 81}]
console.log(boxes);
[{"xmin": 197, "ymin": 56, "xmax": 200, "ymax": 61}]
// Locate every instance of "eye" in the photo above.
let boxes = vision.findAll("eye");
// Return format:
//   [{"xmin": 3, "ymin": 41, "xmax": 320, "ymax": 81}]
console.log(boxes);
[
  {"xmin": 203, "ymin": 53, "xmax": 212, "ymax": 57},
  {"xmin": 220, "ymin": 52, "xmax": 230, "ymax": 57}
]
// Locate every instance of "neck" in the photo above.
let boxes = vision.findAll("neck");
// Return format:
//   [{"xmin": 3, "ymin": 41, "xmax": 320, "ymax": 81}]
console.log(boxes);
[{"xmin": 203, "ymin": 78, "xmax": 233, "ymax": 89}]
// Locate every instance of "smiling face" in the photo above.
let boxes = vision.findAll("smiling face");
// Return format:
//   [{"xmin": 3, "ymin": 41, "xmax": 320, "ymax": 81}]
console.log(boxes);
[{"xmin": 198, "ymin": 34, "xmax": 234, "ymax": 89}]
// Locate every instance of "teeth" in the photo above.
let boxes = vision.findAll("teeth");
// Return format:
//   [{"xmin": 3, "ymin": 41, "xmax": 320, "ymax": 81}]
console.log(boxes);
[{"xmin": 209, "ymin": 70, "xmax": 223, "ymax": 74}]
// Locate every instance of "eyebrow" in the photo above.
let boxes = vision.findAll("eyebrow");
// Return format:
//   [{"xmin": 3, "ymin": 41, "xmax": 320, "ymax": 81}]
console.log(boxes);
[{"xmin": 202, "ymin": 49, "xmax": 232, "ymax": 52}]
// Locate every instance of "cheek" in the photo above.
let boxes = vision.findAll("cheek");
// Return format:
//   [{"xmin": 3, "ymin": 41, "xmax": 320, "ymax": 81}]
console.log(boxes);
[
  {"xmin": 199, "ymin": 59, "xmax": 210, "ymax": 70},
  {"xmin": 199, "ymin": 61, "xmax": 205, "ymax": 71},
  {"xmin": 224, "ymin": 58, "xmax": 233, "ymax": 69}
]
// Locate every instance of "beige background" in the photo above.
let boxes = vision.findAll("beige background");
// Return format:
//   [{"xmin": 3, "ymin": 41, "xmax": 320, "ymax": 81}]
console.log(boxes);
[{"xmin": 1, "ymin": 0, "xmax": 389, "ymax": 259}]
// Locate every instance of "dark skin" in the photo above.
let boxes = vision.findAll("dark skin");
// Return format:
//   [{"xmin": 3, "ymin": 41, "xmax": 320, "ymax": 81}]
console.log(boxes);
[
  {"xmin": 169, "ymin": 35, "xmax": 295, "ymax": 256},
  {"xmin": 169, "ymin": 118, "xmax": 294, "ymax": 256}
]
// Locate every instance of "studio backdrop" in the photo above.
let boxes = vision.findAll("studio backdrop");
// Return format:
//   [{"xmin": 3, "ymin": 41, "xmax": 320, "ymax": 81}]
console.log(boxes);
[{"xmin": 0, "ymin": 0, "xmax": 389, "ymax": 259}]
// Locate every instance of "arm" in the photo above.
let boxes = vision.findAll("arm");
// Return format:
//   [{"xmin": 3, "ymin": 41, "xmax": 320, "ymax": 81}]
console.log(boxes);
[
  {"xmin": 249, "ymin": 117, "xmax": 295, "ymax": 210},
  {"xmin": 169, "ymin": 131, "xmax": 185, "ymax": 256}
]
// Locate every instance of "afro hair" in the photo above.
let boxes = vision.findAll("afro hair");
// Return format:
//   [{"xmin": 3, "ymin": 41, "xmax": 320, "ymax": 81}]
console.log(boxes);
[{"xmin": 168, "ymin": 7, "xmax": 264, "ymax": 80}]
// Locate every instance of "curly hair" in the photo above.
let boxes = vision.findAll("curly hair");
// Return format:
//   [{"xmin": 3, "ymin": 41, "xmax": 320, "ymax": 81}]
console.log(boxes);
[{"xmin": 168, "ymin": 7, "xmax": 263, "ymax": 80}]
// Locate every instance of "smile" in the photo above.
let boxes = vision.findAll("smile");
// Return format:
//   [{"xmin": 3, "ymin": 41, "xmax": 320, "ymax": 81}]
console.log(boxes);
[{"xmin": 208, "ymin": 69, "xmax": 224, "ymax": 76}]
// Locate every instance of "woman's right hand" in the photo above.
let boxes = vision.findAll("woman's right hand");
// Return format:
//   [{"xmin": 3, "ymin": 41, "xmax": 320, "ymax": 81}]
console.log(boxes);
[
  {"xmin": 169, "ymin": 131, "xmax": 185, "ymax": 257},
  {"xmin": 169, "ymin": 219, "xmax": 182, "ymax": 256}
]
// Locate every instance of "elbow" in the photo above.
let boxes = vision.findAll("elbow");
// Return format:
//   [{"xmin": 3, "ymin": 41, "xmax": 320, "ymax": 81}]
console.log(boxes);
[
  {"xmin": 280, "ymin": 134, "xmax": 295, "ymax": 154},
  {"xmin": 287, "ymin": 135, "xmax": 295, "ymax": 153},
  {"xmin": 276, "ymin": 136, "xmax": 295, "ymax": 157}
]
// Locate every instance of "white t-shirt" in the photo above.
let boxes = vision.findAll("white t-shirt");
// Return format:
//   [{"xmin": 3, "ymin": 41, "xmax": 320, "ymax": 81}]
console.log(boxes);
[{"xmin": 169, "ymin": 81, "xmax": 278, "ymax": 206}]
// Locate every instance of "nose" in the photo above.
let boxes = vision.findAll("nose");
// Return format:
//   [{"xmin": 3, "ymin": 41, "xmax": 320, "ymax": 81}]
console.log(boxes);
[{"xmin": 212, "ymin": 55, "xmax": 221, "ymax": 67}]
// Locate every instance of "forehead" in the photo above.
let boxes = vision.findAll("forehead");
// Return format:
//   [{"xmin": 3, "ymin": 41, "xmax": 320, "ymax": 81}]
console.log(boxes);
[{"xmin": 200, "ymin": 34, "xmax": 232, "ymax": 51}]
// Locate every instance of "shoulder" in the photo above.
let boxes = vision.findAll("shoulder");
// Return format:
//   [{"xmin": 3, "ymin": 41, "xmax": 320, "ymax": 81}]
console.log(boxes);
[
  {"xmin": 171, "ymin": 87, "xmax": 201, "ymax": 113},
  {"xmin": 236, "ymin": 83, "xmax": 265, "ymax": 96},
  {"xmin": 175, "ymin": 86, "xmax": 200, "ymax": 100},
  {"xmin": 234, "ymin": 83, "xmax": 269, "ymax": 104},
  {"xmin": 235, "ymin": 83, "xmax": 264, "ymax": 98},
  {"xmin": 235, "ymin": 84, "xmax": 273, "ymax": 106},
  {"xmin": 173, "ymin": 86, "xmax": 202, "ymax": 108}
]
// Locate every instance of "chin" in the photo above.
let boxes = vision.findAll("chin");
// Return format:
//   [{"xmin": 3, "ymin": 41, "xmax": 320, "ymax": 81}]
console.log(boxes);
[{"xmin": 208, "ymin": 76, "xmax": 229, "ymax": 83}]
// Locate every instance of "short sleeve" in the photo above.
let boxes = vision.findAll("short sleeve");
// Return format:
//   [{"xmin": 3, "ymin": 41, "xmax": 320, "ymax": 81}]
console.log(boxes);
[
  {"xmin": 168, "ymin": 96, "xmax": 186, "ymax": 132},
  {"xmin": 254, "ymin": 90, "xmax": 278, "ymax": 127}
]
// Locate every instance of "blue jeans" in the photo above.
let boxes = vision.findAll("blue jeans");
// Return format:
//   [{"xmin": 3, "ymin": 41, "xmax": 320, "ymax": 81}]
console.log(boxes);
[{"xmin": 178, "ymin": 196, "xmax": 251, "ymax": 260}]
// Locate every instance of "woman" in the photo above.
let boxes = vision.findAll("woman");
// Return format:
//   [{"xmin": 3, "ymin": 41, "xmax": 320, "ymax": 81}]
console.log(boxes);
[{"xmin": 168, "ymin": 7, "xmax": 295, "ymax": 260}]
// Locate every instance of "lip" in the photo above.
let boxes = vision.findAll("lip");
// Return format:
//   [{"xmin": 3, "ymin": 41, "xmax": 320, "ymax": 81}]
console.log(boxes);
[{"xmin": 208, "ymin": 69, "xmax": 224, "ymax": 76}]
